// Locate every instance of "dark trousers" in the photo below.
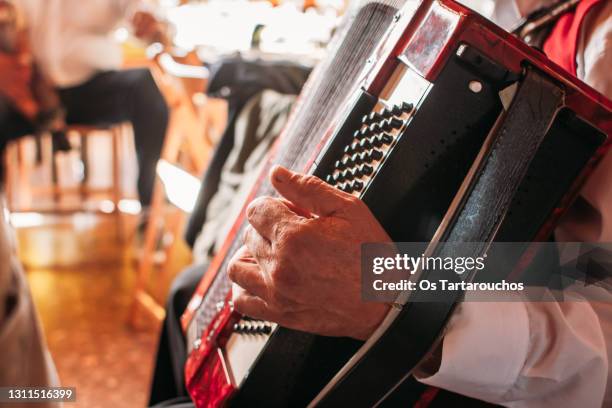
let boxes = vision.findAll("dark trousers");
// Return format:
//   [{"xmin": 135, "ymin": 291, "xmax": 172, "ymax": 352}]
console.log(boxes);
[
  {"xmin": 0, "ymin": 98, "xmax": 34, "ymax": 181},
  {"xmin": 58, "ymin": 68, "xmax": 168, "ymax": 206},
  {"xmin": 149, "ymin": 263, "xmax": 205, "ymax": 406},
  {"xmin": 0, "ymin": 97, "xmax": 34, "ymax": 151}
]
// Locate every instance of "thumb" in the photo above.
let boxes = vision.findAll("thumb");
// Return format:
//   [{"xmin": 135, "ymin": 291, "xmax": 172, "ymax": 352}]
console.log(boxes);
[{"xmin": 270, "ymin": 165, "xmax": 352, "ymax": 217}]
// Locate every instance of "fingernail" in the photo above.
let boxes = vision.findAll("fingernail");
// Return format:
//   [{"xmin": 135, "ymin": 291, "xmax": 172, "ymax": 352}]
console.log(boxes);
[{"xmin": 271, "ymin": 165, "xmax": 289, "ymax": 183}]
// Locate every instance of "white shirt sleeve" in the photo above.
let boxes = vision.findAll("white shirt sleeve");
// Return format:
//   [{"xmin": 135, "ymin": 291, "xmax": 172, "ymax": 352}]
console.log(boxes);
[
  {"xmin": 415, "ymin": 292, "xmax": 611, "ymax": 407},
  {"xmin": 578, "ymin": 1, "xmax": 612, "ymax": 102}
]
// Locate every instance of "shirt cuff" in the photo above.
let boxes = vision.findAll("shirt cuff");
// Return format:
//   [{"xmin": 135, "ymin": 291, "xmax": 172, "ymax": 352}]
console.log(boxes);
[{"xmin": 415, "ymin": 297, "xmax": 530, "ymax": 402}]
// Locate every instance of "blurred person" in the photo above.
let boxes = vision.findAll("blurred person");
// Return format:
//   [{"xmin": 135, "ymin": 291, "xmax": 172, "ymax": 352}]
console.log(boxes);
[
  {"xmin": 0, "ymin": 3, "xmax": 64, "ymax": 405},
  {"xmin": 0, "ymin": 0, "xmax": 69, "ymax": 159},
  {"xmin": 15, "ymin": 0, "xmax": 171, "ymax": 208}
]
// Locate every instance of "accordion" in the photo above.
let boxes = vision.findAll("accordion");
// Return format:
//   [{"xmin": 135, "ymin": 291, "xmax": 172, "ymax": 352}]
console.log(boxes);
[{"xmin": 181, "ymin": 0, "xmax": 612, "ymax": 407}]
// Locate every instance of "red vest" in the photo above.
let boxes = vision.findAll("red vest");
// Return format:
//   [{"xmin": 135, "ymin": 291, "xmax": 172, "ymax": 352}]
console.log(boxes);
[{"xmin": 543, "ymin": 0, "xmax": 603, "ymax": 76}]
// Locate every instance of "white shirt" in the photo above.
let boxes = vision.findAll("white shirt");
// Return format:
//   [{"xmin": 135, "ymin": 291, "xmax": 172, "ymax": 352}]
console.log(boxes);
[
  {"xmin": 416, "ymin": 1, "xmax": 612, "ymax": 407},
  {"xmin": 16, "ymin": 0, "xmax": 141, "ymax": 88}
]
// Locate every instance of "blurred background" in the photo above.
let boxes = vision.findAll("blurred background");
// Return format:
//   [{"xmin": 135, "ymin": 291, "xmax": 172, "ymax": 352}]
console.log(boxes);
[{"xmin": 0, "ymin": 0, "xmax": 494, "ymax": 406}]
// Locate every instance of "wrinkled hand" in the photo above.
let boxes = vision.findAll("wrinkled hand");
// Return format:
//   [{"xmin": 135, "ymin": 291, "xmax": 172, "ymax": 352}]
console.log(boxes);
[{"xmin": 228, "ymin": 165, "xmax": 391, "ymax": 340}]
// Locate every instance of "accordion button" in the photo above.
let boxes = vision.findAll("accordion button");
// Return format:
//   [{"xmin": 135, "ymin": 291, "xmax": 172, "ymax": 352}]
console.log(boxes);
[
  {"xmin": 369, "ymin": 149, "xmax": 383, "ymax": 161},
  {"xmin": 343, "ymin": 156, "xmax": 355, "ymax": 167},
  {"xmin": 359, "ymin": 139, "xmax": 372, "ymax": 150},
  {"xmin": 343, "ymin": 182, "xmax": 354, "ymax": 193},
  {"xmin": 325, "ymin": 174, "xmax": 335, "ymax": 185},
  {"xmin": 335, "ymin": 159, "xmax": 346, "ymax": 170},
  {"xmin": 360, "ymin": 164, "xmax": 374, "ymax": 175},
  {"xmin": 353, "ymin": 180, "xmax": 364, "ymax": 192},
  {"xmin": 380, "ymin": 119, "xmax": 392, "ymax": 131},
  {"xmin": 392, "ymin": 105, "xmax": 403, "ymax": 116},
  {"xmin": 344, "ymin": 144, "xmax": 353, "ymax": 155},
  {"xmin": 353, "ymin": 130, "xmax": 361, "ymax": 139},
  {"xmin": 370, "ymin": 135, "xmax": 383, "ymax": 148},
  {"xmin": 368, "ymin": 111, "xmax": 383, "ymax": 123},
  {"xmin": 261, "ymin": 325, "xmax": 272, "ymax": 335},
  {"xmin": 401, "ymin": 102, "xmax": 413, "ymax": 113},
  {"xmin": 341, "ymin": 169, "xmax": 353, "ymax": 180},
  {"xmin": 357, "ymin": 128, "xmax": 370, "ymax": 140},
  {"xmin": 381, "ymin": 133, "xmax": 393, "ymax": 145},
  {"xmin": 369, "ymin": 123, "xmax": 382, "ymax": 134},
  {"xmin": 351, "ymin": 154, "xmax": 363, "ymax": 165},
  {"xmin": 380, "ymin": 107, "xmax": 393, "ymax": 119},
  {"xmin": 389, "ymin": 118, "xmax": 403, "ymax": 129},
  {"xmin": 361, "ymin": 114, "xmax": 370, "ymax": 125}
]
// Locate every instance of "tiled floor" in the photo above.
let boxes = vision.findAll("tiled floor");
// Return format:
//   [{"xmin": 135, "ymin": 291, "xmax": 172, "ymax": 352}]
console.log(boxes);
[{"xmin": 16, "ymin": 213, "xmax": 189, "ymax": 408}]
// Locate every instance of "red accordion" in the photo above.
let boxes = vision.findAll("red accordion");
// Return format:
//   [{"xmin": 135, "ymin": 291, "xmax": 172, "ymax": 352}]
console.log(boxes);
[{"xmin": 181, "ymin": 0, "xmax": 612, "ymax": 406}]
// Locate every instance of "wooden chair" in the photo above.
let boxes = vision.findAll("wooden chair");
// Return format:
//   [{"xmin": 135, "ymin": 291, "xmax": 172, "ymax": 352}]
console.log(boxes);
[
  {"xmin": 128, "ymin": 50, "xmax": 225, "ymax": 327},
  {"xmin": 4, "ymin": 123, "xmax": 129, "ymax": 241}
]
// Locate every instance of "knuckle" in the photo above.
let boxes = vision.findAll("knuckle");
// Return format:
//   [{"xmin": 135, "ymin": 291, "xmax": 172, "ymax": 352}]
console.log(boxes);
[
  {"xmin": 227, "ymin": 260, "xmax": 238, "ymax": 282},
  {"xmin": 302, "ymin": 175, "xmax": 323, "ymax": 191},
  {"xmin": 242, "ymin": 226, "xmax": 252, "ymax": 244},
  {"xmin": 246, "ymin": 197, "xmax": 263, "ymax": 219},
  {"xmin": 345, "ymin": 193, "xmax": 361, "ymax": 206},
  {"xmin": 289, "ymin": 172, "xmax": 304, "ymax": 185},
  {"xmin": 233, "ymin": 296, "xmax": 249, "ymax": 314},
  {"xmin": 346, "ymin": 194, "xmax": 366, "ymax": 212}
]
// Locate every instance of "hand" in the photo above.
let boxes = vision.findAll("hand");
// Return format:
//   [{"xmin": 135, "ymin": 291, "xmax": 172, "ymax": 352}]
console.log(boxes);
[
  {"xmin": 228, "ymin": 165, "xmax": 391, "ymax": 340},
  {"xmin": 131, "ymin": 10, "xmax": 167, "ymax": 44},
  {"xmin": 0, "ymin": 52, "xmax": 37, "ymax": 118}
]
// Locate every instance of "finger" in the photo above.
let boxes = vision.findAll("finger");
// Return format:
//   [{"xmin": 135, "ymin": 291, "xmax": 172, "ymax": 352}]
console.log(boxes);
[
  {"xmin": 270, "ymin": 165, "xmax": 352, "ymax": 217},
  {"xmin": 233, "ymin": 287, "xmax": 331, "ymax": 334},
  {"xmin": 246, "ymin": 196, "xmax": 301, "ymax": 241},
  {"xmin": 227, "ymin": 246, "xmax": 269, "ymax": 301},
  {"xmin": 243, "ymin": 225, "xmax": 271, "ymax": 264},
  {"xmin": 232, "ymin": 287, "xmax": 281, "ymax": 322}
]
